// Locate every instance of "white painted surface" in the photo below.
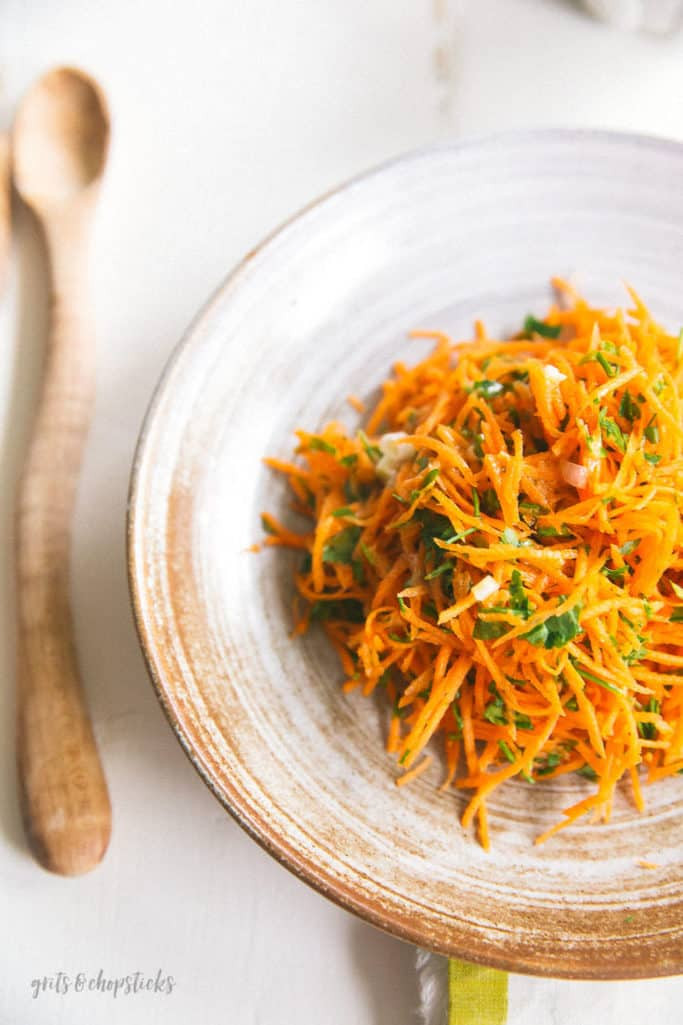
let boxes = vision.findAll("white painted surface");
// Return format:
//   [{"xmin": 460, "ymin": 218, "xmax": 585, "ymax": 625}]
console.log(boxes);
[{"xmin": 1, "ymin": 2, "xmax": 682, "ymax": 1023}]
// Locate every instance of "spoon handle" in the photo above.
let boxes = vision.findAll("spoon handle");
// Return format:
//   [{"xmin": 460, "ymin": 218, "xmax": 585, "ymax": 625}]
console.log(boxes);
[
  {"xmin": 16, "ymin": 207, "xmax": 111, "ymax": 875},
  {"xmin": 0, "ymin": 135, "xmax": 10, "ymax": 289}
]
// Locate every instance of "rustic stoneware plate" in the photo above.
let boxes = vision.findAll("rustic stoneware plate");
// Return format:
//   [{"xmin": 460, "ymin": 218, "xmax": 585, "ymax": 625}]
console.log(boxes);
[{"xmin": 128, "ymin": 131, "xmax": 683, "ymax": 979}]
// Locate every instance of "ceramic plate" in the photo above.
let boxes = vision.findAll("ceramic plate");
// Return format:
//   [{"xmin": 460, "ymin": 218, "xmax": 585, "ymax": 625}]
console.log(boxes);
[{"xmin": 128, "ymin": 131, "xmax": 683, "ymax": 978}]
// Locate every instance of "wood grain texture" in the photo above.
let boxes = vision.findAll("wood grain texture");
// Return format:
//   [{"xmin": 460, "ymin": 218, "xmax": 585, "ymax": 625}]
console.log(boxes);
[
  {"xmin": 0, "ymin": 135, "xmax": 10, "ymax": 291},
  {"xmin": 13, "ymin": 68, "xmax": 111, "ymax": 875}
]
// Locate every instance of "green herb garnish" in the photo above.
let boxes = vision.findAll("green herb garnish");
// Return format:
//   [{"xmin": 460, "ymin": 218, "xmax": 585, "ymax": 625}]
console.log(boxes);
[
  {"xmin": 602, "ymin": 565, "xmax": 629, "ymax": 581},
  {"xmin": 260, "ymin": 515, "xmax": 275, "ymax": 535},
  {"xmin": 483, "ymin": 695, "xmax": 507, "ymax": 725},
  {"xmin": 509, "ymin": 569, "xmax": 532, "ymax": 619},
  {"xmin": 322, "ymin": 525, "xmax": 362, "ymax": 564},
  {"xmin": 573, "ymin": 663, "xmax": 624, "ymax": 695},
  {"xmin": 481, "ymin": 488, "xmax": 501, "ymax": 516},
  {"xmin": 309, "ymin": 437, "xmax": 337, "ymax": 454},
  {"xmin": 424, "ymin": 561, "xmax": 454, "ymax": 581},
  {"xmin": 535, "ymin": 751, "xmax": 562, "ymax": 776},
  {"xmin": 473, "ymin": 619, "xmax": 511, "ymax": 641},
  {"xmin": 472, "ymin": 379, "xmax": 504, "ymax": 399},
  {"xmin": 536, "ymin": 525, "xmax": 574, "ymax": 539},
  {"xmin": 520, "ymin": 500, "xmax": 548, "ymax": 517},
  {"xmin": 359, "ymin": 541, "xmax": 376, "ymax": 566},
  {"xmin": 310, "ymin": 598, "xmax": 364, "ymax": 624},
  {"xmin": 522, "ymin": 604, "xmax": 582, "ymax": 649},
  {"xmin": 498, "ymin": 740, "xmax": 516, "ymax": 763},
  {"xmin": 599, "ymin": 408, "xmax": 627, "ymax": 453},
  {"xmin": 524, "ymin": 315, "xmax": 562, "ymax": 339},
  {"xmin": 596, "ymin": 351, "xmax": 617, "ymax": 378},
  {"xmin": 358, "ymin": 429, "xmax": 382, "ymax": 463},
  {"xmin": 638, "ymin": 698, "xmax": 660, "ymax": 740},
  {"xmin": 619, "ymin": 391, "xmax": 640, "ymax": 422},
  {"xmin": 644, "ymin": 415, "xmax": 659, "ymax": 444}
]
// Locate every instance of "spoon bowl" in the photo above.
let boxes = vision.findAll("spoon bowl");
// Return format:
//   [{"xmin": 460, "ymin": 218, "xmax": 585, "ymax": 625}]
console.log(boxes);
[{"xmin": 13, "ymin": 67, "xmax": 109, "ymax": 210}]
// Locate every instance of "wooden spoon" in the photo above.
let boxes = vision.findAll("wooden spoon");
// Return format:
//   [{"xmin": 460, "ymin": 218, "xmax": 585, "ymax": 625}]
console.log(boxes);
[
  {"xmin": 12, "ymin": 67, "xmax": 112, "ymax": 875},
  {"xmin": 0, "ymin": 134, "xmax": 10, "ymax": 288}
]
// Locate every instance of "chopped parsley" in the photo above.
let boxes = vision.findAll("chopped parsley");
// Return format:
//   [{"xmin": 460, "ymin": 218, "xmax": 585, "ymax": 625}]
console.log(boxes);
[
  {"xmin": 638, "ymin": 698, "xmax": 660, "ymax": 740},
  {"xmin": 358, "ymin": 430, "xmax": 381, "ymax": 463},
  {"xmin": 421, "ymin": 467, "xmax": 440, "ymax": 490},
  {"xmin": 483, "ymin": 694, "xmax": 507, "ymax": 725},
  {"xmin": 619, "ymin": 390, "xmax": 640, "ymax": 423},
  {"xmin": 498, "ymin": 740, "xmax": 516, "ymax": 763},
  {"xmin": 359, "ymin": 541, "xmax": 376, "ymax": 566},
  {"xmin": 602, "ymin": 565, "xmax": 630, "ymax": 581},
  {"xmin": 596, "ymin": 351, "xmax": 617, "ymax": 378},
  {"xmin": 322, "ymin": 525, "xmax": 361, "ymax": 564},
  {"xmin": 309, "ymin": 437, "xmax": 337, "ymax": 454},
  {"xmin": 599, "ymin": 408, "xmax": 627, "ymax": 453},
  {"xmin": 310, "ymin": 598, "xmax": 364, "ymax": 624},
  {"xmin": 424, "ymin": 561, "xmax": 454, "ymax": 581},
  {"xmin": 572, "ymin": 662, "xmax": 624, "ymax": 695},
  {"xmin": 534, "ymin": 750, "xmax": 562, "ymax": 776},
  {"xmin": 523, "ymin": 315, "xmax": 562, "ymax": 339},
  {"xmin": 522, "ymin": 604, "xmax": 582, "ymax": 649},
  {"xmin": 509, "ymin": 569, "xmax": 532, "ymax": 619},
  {"xmin": 260, "ymin": 514, "xmax": 276, "ymax": 535},
  {"xmin": 620, "ymin": 539, "xmax": 640, "ymax": 556},
  {"xmin": 481, "ymin": 488, "xmax": 501, "ymax": 517},
  {"xmin": 473, "ymin": 619, "xmax": 510, "ymax": 641},
  {"xmin": 535, "ymin": 524, "xmax": 574, "ymax": 539},
  {"xmin": 644, "ymin": 415, "xmax": 659, "ymax": 444},
  {"xmin": 472, "ymin": 379, "xmax": 504, "ymax": 399}
]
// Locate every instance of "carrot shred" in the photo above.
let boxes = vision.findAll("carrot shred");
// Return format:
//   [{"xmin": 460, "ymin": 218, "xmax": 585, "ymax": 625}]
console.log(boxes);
[
  {"xmin": 347, "ymin": 394, "xmax": 366, "ymax": 414},
  {"xmin": 396, "ymin": 755, "xmax": 433, "ymax": 787},
  {"xmin": 262, "ymin": 285, "xmax": 683, "ymax": 847}
]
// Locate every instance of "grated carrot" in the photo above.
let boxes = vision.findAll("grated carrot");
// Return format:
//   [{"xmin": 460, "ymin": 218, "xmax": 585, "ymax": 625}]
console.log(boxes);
[
  {"xmin": 396, "ymin": 754, "xmax": 433, "ymax": 787},
  {"xmin": 262, "ymin": 285, "xmax": 683, "ymax": 847}
]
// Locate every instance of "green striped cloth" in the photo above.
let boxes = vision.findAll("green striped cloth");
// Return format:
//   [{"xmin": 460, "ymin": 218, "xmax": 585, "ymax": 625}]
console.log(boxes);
[{"xmin": 449, "ymin": 960, "xmax": 508, "ymax": 1025}]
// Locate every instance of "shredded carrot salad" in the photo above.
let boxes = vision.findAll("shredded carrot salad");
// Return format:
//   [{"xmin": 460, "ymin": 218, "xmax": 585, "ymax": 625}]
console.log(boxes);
[{"xmin": 262, "ymin": 282, "xmax": 683, "ymax": 848}]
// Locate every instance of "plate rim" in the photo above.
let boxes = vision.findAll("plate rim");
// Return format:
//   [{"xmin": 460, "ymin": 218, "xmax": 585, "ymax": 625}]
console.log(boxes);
[{"xmin": 127, "ymin": 128, "xmax": 683, "ymax": 979}]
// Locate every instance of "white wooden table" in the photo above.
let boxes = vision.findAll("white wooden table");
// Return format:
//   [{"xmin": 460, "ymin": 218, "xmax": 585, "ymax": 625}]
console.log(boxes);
[{"xmin": 2, "ymin": 2, "xmax": 682, "ymax": 1022}]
